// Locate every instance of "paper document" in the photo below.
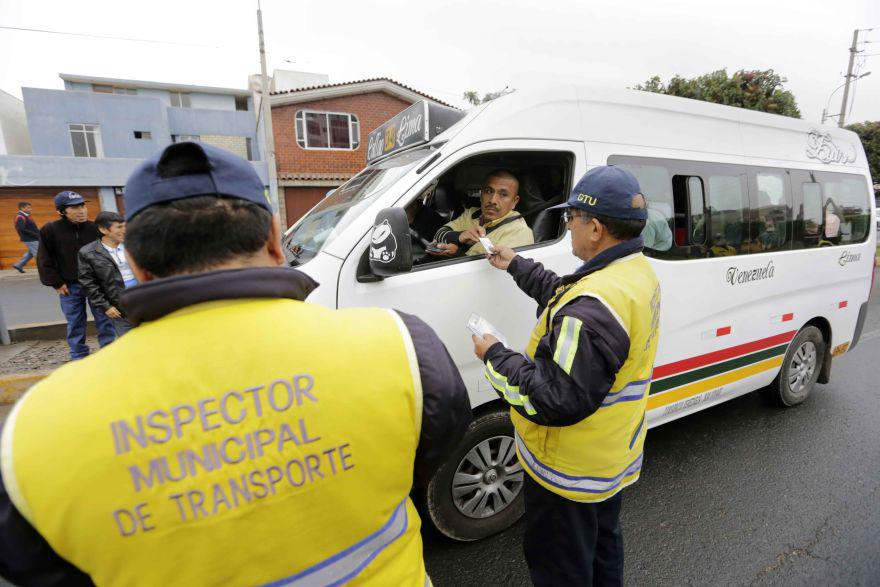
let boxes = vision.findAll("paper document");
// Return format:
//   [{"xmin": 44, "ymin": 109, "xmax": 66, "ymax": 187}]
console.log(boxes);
[
  {"xmin": 467, "ymin": 313, "xmax": 509, "ymax": 347},
  {"xmin": 478, "ymin": 236, "xmax": 495, "ymax": 253}
]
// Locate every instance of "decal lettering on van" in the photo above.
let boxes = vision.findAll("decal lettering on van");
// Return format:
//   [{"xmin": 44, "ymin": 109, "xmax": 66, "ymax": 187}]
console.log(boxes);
[
  {"xmin": 806, "ymin": 130, "xmax": 856, "ymax": 165},
  {"xmin": 369, "ymin": 220, "xmax": 397, "ymax": 263},
  {"xmin": 726, "ymin": 261, "xmax": 775, "ymax": 285},
  {"xmin": 576, "ymin": 194, "xmax": 597, "ymax": 206},
  {"xmin": 838, "ymin": 250, "xmax": 861, "ymax": 266}
]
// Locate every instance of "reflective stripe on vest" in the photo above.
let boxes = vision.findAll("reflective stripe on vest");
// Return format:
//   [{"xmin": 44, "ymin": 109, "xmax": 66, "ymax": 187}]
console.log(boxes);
[
  {"xmin": 515, "ymin": 432, "xmax": 642, "ymax": 494},
  {"xmin": 600, "ymin": 378, "xmax": 650, "ymax": 408},
  {"xmin": 262, "ymin": 499, "xmax": 410, "ymax": 587},
  {"xmin": 486, "ymin": 361, "xmax": 537, "ymax": 415},
  {"xmin": 553, "ymin": 316, "xmax": 583, "ymax": 374}
]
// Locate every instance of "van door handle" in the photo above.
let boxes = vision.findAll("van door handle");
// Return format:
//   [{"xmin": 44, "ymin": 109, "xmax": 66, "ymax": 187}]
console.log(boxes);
[{"xmin": 357, "ymin": 273, "xmax": 384, "ymax": 283}]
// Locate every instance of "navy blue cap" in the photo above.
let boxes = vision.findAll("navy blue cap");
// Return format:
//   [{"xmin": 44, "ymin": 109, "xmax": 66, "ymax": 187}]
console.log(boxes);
[
  {"xmin": 54, "ymin": 191, "xmax": 85, "ymax": 209},
  {"xmin": 123, "ymin": 142, "xmax": 270, "ymax": 221},
  {"xmin": 552, "ymin": 166, "xmax": 646, "ymax": 221}
]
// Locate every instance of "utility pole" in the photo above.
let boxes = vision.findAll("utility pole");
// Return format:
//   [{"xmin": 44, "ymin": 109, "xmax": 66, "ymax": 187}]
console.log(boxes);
[
  {"xmin": 837, "ymin": 29, "xmax": 860, "ymax": 128},
  {"xmin": 257, "ymin": 1, "xmax": 285, "ymax": 229}
]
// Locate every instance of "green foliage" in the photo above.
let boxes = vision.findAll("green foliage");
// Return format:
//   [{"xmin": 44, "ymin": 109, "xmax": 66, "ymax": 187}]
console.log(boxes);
[
  {"xmin": 633, "ymin": 69, "xmax": 801, "ymax": 119},
  {"xmin": 463, "ymin": 88, "xmax": 513, "ymax": 106},
  {"xmin": 846, "ymin": 121, "xmax": 880, "ymax": 183}
]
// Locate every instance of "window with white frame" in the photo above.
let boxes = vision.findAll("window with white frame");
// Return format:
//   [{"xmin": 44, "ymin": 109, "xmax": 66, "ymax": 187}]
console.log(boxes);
[
  {"xmin": 295, "ymin": 111, "xmax": 360, "ymax": 150},
  {"xmin": 69, "ymin": 124, "xmax": 103, "ymax": 158},
  {"xmin": 172, "ymin": 134, "xmax": 201, "ymax": 143},
  {"xmin": 169, "ymin": 92, "xmax": 191, "ymax": 108}
]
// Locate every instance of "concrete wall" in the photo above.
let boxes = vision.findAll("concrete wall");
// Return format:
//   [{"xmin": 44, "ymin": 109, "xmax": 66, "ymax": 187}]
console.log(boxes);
[
  {"xmin": 23, "ymin": 87, "xmax": 258, "ymax": 160},
  {"xmin": 23, "ymin": 88, "xmax": 170, "ymax": 158},
  {"xmin": 0, "ymin": 91, "xmax": 32, "ymax": 155},
  {"xmin": 167, "ymin": 108, "xmax": 259, "ymax": 158}
]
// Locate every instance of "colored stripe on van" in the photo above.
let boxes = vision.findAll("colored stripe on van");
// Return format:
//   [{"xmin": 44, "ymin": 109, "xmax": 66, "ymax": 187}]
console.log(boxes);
[
  {"xmin": 649, "ymin": 343, "xmax": 789, "ymax": 394},
  {"xmin": 651, "ymin": 330, "xmax": 796, "ymax": 380},
  {"xmin": 647, "ymin": 356, "xmax": 785, "ymax": 411},
  {"xmin": 646, "ymin": 330, "xmax": 797, "ymax": 411}
]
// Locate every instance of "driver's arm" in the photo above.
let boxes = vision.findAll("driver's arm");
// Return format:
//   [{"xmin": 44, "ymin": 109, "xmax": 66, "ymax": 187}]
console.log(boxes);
[{"xmin": 433, "ymin": 211, "xmax": 471, "ymax": 245}]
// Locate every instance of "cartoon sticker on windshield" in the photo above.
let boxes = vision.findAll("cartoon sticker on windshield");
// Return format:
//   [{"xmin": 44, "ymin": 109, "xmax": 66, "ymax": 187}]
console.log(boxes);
[{"xmin": 370, "ymin": 219, "xmax": 397, "ymax": 263}]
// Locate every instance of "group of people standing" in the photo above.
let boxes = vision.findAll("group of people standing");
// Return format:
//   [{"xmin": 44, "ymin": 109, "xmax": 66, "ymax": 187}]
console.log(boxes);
[
  {"xmin": 11, "ymin": 192, "xmax": 135, "ymax": 359},
  {"xmin": 0, "ymin": 141, "xmax": 658, "ymax": 587}
]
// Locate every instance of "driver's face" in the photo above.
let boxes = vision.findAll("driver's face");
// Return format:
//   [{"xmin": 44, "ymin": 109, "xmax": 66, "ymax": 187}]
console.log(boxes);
[{"xmin": 480, "ymin": 175, "xmax": 519, "ymax": 222}]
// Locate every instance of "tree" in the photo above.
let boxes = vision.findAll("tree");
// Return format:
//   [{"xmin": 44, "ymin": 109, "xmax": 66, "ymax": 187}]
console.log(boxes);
[
  {"xmin": 846, "ymin": 121, "xmax": 880, "ymax": 183},
  {"xmin": 463, "ymin": 88, "xmax": 513, "ymax": 106},
  {"xmin": 633, "ymin": 69, "xmax": 801, "ymax": 119}
]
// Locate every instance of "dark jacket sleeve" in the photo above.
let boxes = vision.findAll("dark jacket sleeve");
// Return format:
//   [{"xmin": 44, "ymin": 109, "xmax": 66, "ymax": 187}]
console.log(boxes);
[
  {"xmin": 482, "ymin": 296, "xmax": 630, "ymax": 426},
  {"xmin": 394, "ymin": 311, "xmax": 472, "ymax": 487},
  {"xmin": 14, "ymin": 215, "xmax": 26, "ymax": 240},
  {"xmin": 0, "ymin": 444, "xmax": 93, "ymax": 586},
  {"xmin": 433, "ymin": 226, "xmax": 462, "ymax": 245},
  {"xmin": 36, "ymin": 225, "xmax": 63, "ymax": 289},
  {"xmin": 77, "ymin": 248, "xmax": 110, "ymax": 312},
  {"xmin": 507, "ymin": 256, "xmax": 564, "ymax": 311}
]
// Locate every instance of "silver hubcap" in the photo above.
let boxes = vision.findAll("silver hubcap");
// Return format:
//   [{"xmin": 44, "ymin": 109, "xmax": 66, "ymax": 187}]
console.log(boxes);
[
  {"xmin": 788, "ymin": 340, "xmax": 817, "ymax": 396},
  {"xmin": 452, "ymin": 435, "xmax": 523, "ymax": 519}
]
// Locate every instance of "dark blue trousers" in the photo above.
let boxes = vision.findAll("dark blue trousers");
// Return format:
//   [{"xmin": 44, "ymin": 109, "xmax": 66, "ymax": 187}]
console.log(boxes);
[
  {"xmin": 58, "ymin": 283, "xmax": 116, "ymax": 359},
  {"xmin": 522, "ymin": 474, "xmax": 624, "ymax": 587}
]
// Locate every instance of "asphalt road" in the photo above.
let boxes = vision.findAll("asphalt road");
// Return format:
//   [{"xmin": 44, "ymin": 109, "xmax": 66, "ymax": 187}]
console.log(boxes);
[{"xmin": 423, "ymin": 270, "xmax": 880, "ymax": 586}]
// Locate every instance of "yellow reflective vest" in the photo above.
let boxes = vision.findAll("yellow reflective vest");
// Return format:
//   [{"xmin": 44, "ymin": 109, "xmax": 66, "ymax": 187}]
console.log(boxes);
[
  {"xmin": 512, "ymin": 253, "xmax": 660, "ymax": 503},
  {"xmin": 1, "ymin": 298, "xmax": 428, "ymax": 586}
]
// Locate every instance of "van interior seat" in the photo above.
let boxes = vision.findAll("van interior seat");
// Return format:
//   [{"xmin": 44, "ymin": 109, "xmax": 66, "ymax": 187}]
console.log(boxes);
[{"xmin": 517, "ymin": 172, "xmax": 562, "ymax": 242}]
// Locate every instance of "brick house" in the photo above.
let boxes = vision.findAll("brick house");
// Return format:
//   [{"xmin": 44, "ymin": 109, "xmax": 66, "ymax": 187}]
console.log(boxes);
[{"xmin": 270, "ymin": 79, "xmax": 455, "ymax": 226}]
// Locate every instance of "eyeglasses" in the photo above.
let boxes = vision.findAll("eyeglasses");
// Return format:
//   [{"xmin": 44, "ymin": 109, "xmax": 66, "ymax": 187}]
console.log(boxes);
[{"xmin": 562, "ymin": 209, "xmax": 591, "ymax": 224}]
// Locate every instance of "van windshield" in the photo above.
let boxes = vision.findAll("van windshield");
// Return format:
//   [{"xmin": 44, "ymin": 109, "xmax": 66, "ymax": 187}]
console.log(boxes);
[{"xmin": 282, "ymin": 147, "xmax": 435, "ymax": 266}]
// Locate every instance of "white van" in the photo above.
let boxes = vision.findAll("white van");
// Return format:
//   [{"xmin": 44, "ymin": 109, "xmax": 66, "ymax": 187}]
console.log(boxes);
[{"xmin": 282, "ymin": 88, "xmax": 877, "ymax": 541}]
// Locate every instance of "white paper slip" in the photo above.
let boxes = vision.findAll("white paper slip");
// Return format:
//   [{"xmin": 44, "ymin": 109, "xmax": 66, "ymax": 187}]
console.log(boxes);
[
  {"xmin": 466, "ymin": 313, "xmax": 509, "ymax": 347},
  {"xmin": 478, "ymin": 236, "xmax": 495, "ymax": 253}
]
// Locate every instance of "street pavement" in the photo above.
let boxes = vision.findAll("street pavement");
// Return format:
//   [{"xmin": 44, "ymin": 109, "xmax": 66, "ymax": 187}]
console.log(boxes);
[{"xmin": 423, "ymin": 272, "xmax": 880, "ymax": 586}]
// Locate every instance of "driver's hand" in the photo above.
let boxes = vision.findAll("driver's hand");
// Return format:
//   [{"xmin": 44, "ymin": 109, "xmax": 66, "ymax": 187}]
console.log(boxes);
[
  {"xmin": 487, "ymin": 245, "xmax": 516, "ymax": 270},
  {"xmin": 428, "ymin": 242, "xmax": 459, "ymax": 256},
  {"xmin": 459, "ymin": 226, "xmax": 486, "ymax": 245}
]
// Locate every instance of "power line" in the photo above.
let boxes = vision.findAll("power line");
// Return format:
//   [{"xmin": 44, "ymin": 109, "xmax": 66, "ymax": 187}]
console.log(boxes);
[{"xmin": 0, "ymin": 25, "xmax": 221, "ymax": 48}]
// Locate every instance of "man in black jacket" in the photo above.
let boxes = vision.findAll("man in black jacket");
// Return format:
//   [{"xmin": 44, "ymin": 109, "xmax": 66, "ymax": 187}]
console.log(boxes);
[
  {"xmin": 12, "ymin": 202, "xmax": 39, "ymax": 273},
  {"xmin": 37, "ymin": 191, "xmax": 116, "ymax": 359},
  {"xmin": 78, "ymin": 211, "xmax": 135, "ymax": 338}
]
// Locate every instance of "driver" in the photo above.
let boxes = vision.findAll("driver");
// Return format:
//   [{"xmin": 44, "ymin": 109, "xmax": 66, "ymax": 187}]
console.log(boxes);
[{"xmin": 431, "ymin": 170, "xmax": 534, "ymax": 256}]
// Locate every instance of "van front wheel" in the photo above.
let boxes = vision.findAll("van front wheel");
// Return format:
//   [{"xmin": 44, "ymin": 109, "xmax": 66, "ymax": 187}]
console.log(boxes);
[
  {"xmin": 762, "ymin": 325, "xmax": 825, "ymax": 407},
  {"xmin": 423, "ymin": 408, "xmax": 525, "ymax": 541}
]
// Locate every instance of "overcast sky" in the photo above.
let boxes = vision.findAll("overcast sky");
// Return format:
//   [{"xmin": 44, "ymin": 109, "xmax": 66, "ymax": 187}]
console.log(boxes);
[{"xmin": 1, "ymin": 0, "xmax": 878, "ymax": 124}]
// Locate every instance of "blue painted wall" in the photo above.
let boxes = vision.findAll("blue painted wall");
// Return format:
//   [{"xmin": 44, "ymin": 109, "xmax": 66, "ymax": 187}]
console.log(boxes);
[{"xmin": 22, "ymin": 87, "xmax": 259, "ymax": 160}]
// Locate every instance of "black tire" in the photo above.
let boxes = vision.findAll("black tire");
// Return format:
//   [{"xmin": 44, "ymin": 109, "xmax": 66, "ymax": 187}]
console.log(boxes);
[
  {"xmin": 422, "ymin": 408, "xmax": 525, "ymax": 541},
  {"xmin": 761, "ymin": 325, "xmax": 825, "ymax": 407}
]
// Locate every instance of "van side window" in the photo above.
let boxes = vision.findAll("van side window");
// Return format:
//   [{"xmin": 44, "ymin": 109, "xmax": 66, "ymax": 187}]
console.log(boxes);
[
  {"xmin": 820, "ymin": 175, "xmax": 871, "ymax": 244},
  {"xmin": 797, "ymin": 183, "xmax": 824, "ymax": 248},
  {"xmin": 403, "ymin": 150, "xmax": 573, "ymax": 270},
  {"xmin": 707, "ymin": 174, "xmax": 748, "ymax": 257},
  {"xmin": 671, "ymin": 175, "xmax": 706, "ymax": 251},
  {"xmin": 751, "ymin": 172, "xmax": 791, "ymax": 252},
  {"xmin": 614, "ymin": 162, "xmax": 674, "ymax": 255}
]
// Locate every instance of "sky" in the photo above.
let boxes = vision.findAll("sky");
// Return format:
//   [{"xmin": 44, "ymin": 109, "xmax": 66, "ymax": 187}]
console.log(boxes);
[{"xmin": 1, "ymin": 0, "xmax": 878, "ymax": 124}]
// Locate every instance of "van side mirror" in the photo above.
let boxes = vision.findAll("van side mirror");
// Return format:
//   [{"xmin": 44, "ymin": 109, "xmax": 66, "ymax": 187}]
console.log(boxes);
[{"xmin": 368, "ymin": 208, "xmax": 413, "ymax": 276}]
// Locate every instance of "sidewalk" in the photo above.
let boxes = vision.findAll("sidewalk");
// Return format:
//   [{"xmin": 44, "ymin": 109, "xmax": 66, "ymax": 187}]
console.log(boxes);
[
  {"xmin": 0, "ymin": 268, "xmax": 40, "ymax": 282},
  {"xmin": 0, "ymin": 336, "xmax": 99, "ymax": 405}
]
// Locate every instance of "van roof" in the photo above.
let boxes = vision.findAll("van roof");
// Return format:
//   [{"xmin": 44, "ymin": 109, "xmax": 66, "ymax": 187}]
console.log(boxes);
[{"xmin": 443, "ymin": 86, "xmax": 868, "ymax": 171}]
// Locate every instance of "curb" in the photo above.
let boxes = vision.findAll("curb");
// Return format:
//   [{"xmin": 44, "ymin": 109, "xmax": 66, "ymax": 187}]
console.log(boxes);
[
  {"xmin": 0, "ymin": 372, "xmax": 49, "ymax": 405},
  {"xmin": 8, "ymin": 320, "xmax": 98, "ymax": 342},
  {"xmin": 0, "ymin": 272, "xmax": 40, "ymax": 283}
]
